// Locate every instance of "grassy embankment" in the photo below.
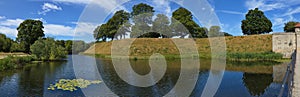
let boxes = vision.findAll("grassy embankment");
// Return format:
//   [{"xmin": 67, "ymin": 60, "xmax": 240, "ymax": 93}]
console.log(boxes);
[
  {"xmin": 83, "ymin": 34, "xmax": 284, "ymax": 60},
  {"xmin": 0, "ymin": 53, "xmax": 33, "ymax": 71}
]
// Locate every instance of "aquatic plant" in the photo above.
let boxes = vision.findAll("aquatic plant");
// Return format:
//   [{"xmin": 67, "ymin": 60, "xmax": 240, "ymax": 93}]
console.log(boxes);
[{"xmin": 48, "ymin": 79, "xmax": 102, "ymax": 91}]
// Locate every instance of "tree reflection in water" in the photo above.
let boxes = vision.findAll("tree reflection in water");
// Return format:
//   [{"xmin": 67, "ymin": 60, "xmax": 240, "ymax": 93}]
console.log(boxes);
[{"xmin": 242, "ymin": 73, "xmax": 273, "ymax": 96}]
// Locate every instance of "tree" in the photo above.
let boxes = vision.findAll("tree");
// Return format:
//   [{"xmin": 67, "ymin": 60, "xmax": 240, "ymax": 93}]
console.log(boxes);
[
  {"xmin": 65, "ymin": 40, "xmax": 73, "ymax": 54},
  {"xmin": 208, "ymin": 26, "xmax": 221, "ymax": 37},
  {"xmin": 241, "ymin": 8, "xmax": 272, "ymax": 35},
  {"xmin": 152, "ymin": 14, "xmax": 172, "ymax": 38},
  {"xmin": 223, "ymin": 32, "xmax": 233, "ymax": 36},
  {"xmin": 131, "ymin": 3, "xmax": 156, "ymax": 38},
  {"xmin": 30, "ymin": 38, "xmax": 67, "ymax": 61},
  {"xmin": 0, "ymin": 34, "xmax": 13, "ymax": 52},
  {"xmin": 17, "ymin": 19, "xmax": 45, "ymax": 53},
  {"xmin": 10, "ymin": 42, "xmax": 25, "ymax": 52},
  {"xmin": 284, "ymin": 21, "xmax": 298, "ymax": 32},
  {"xmin": 94, "ymin": 10, "xmax": 130, "ymax": 41},
  {"xmin": 72, "ymin": 40, "xmax": 90, "ymax": 54},
  {"xmin": 171, "ymin": 7, "xmax": 207, "ymax": 38}
]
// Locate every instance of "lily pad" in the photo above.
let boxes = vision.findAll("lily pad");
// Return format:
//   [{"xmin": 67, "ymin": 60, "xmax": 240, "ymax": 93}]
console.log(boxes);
[{"xmin": 48, "ymin": 79, "xmax": 102, "ymax": 91}]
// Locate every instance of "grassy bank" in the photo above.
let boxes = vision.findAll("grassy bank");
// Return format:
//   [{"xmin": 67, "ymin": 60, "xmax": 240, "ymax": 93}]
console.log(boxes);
[
  {"xmin": 84, "ymin": 34, "xmax": 277, "ymax": 60},
  {"xmin": 0, "ymin": 56, "xmax": 34, "ymax": 71}
]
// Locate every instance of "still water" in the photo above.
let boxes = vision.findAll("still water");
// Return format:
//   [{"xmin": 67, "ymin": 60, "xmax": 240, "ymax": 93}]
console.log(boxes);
[{"xmin": 0, "ymin": 55, "xmax": 288, "ymax": 97}]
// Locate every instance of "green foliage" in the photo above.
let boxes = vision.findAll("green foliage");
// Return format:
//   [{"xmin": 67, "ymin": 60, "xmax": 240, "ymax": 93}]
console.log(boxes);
[
  {"xmin": 94, "ymin": 10, "xmax": 130, "ymax": 41},
  {"xmin": 227, "ymin": 52, "xmax": 282, "ymax": 61},
  {"xmin": 171, "ymin": 7, "xmax": 207, "ymax": 38},
  {"xmin": 152, "ymin": 14, "xmax": 172, "ymax": 38},
  {"xmin": 208, "ymin": 26, "xmax": 221, "ymax": 37},
  {"xmin": 0, "ymin": 56, "xmax": 33, "ymax": 71},
  {"xmin": 72, "ymin": 40, "xmax": 90, "ymax": 54},
  {"xmin": 65, "ymin": 40, "xmax": 73, "ymax": 54},
  {"xmin": 284, "ymin": 21, "xmax": 298, "ymax": 32},
  {"xmin": 223, "ymin": 32, "xmax": 233, "ymax": 36},
  {"xmin": 10, "ymin": 42, "xmax": 25, "ymax": 52},
  {"xmin": 30, "ymin": 38, "xmax": 67, "ymax": 61},
  {"xmin": 131, "ymin": 3, "xmax": 155, "ymax": 38},
  {"xmin": 0, "ymin": 33, "xmax": 14, "ymax": 52},
  {"xmin": 17, "ymin": 19, "xmax": 45, "ymax": 53},
  {"xmin": 241, "ymin": 8, "xmax": 272, "ymax": 35}
]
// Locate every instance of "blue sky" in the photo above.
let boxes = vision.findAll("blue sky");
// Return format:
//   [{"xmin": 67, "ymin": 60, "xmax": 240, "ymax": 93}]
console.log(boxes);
[{"xmin": 0, "ymin": 0, "xmax": 300, "ymax": 42}]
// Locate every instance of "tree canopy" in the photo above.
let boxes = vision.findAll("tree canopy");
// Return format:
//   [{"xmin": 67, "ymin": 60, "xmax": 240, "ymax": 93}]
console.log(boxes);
[
  {"xmin": 171, "ymin": 7, "xmax": 207, "ymax": 38},
  {"xmin": 17, "ymin": 19, "xmax": 45, "ymax": 53},
  {"xmin": 30, "ymin": 38, "xmax": 67, "ymax": 61},
  {"xmin": 94, "ymin": 10, "xmax": 130, "ymax": 41},
  {"xmin": 131, "ymin": 3, "xmax": 156, "ymax": 38},
  {"xmin": 241, "ymin": 8, "xmax": 272, "ymax": 35},
  {"xmin": 93, "ymin": 3, "xmax": 210, "ymax": 41},
  {"xmin": 152, "ymin": 14, "xmax": 172, "ymax": 38},
  {"xmin": 0, "ymin": 34, "xmax": 13, "ymax": 52},
  {"xmin": 284, "ymin": 21, "xmax": 298, "ymax": 32}
]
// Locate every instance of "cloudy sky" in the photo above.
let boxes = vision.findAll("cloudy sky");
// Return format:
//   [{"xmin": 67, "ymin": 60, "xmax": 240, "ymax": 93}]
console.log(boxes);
[{"xmin": 0, "ymin": 0, "xmax": 300, "ymax": 42}]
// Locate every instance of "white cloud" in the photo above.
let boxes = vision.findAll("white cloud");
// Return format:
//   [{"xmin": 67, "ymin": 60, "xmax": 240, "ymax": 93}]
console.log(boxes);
[
  {"xmin": 282, "ymin": 7, "xmax": 300, "ymax": 17},
  {"xmin": 218, "ymin": 10, "xmax": 245, "ymax": 15},
  {"xmin": 0, "ymin": 26, "xmax": 18, "ymax": 38},
  {"xmin": 44, "ymin": 24, "xmax": 74, "ymax": 36},
  {"xmin": 245, "ymin": 0, "xmax": 285, "ymax": 11},
  {"xmin": 153, "ymin": 0, "xmax": 172, "ymax": 17},
  {"xmin": 0, "ymin": 18, "xmax": 24, "ymax": 38},
  {"xmin": 0, "ymin": 18, "xmax": 23, "ymax": 27},
  {"xmin": 51, "ymin": 0, "xmax": 128, "ymax": 12},
  {"xmin": 0, "ymin": 16, "xmax": 6, "ymax": 19},
  {"xmin": 38, "ymin": 3, "xmax": 62, "ymax": 15}
]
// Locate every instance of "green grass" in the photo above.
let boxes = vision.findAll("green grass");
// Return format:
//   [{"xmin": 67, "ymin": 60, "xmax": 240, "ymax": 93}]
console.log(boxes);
[{"xmin": 84, "ymin": 34, "xmax": 277, "ymax": 60}]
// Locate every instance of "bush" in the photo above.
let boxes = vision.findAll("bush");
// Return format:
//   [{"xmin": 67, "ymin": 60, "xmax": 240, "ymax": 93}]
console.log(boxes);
[
  {"xmin": 30, "ymin": 38, "xmax": 67, "ymax": 61},
  {"xmin": 227, "ymin": 52, "xmax": 283, "ymax": 61},
  {"xmin": 0, "ymin": 56, "xmax": 33, "ymax": 71}
]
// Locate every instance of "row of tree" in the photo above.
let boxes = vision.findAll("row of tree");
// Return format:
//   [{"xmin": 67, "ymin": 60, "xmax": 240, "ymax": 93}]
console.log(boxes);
[
  {"xmin": 93, "ymin": 4, "xmax": 298, "ymax": 40},
  {"xmin": 93, "ymin": 3, "xmax": 232, "ymax": 42},
  {"xmin": 0, "ymin": 19, "xmax": 91, "ymax": 59}
]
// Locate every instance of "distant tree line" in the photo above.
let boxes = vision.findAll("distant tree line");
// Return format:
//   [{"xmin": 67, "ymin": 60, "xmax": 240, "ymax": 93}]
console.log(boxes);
[
  {"xmin": 0, "ymin": 19, "xmax": 92, "ymax": 60},
  {"xmin": 93, "ymin": 3, "xmax": 232, "ymax": 42}
]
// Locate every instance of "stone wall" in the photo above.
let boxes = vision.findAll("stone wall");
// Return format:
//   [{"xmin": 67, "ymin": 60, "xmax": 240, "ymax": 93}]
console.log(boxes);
[{"xmin": 272, "ymin": 32, "xmax": 296, "ymax": 58}]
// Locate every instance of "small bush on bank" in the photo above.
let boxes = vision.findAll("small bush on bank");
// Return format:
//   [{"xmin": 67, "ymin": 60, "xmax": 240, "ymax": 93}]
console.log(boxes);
[{"xmin": 0, "ymin": 56, "xmax": 34, "ymax": 71}]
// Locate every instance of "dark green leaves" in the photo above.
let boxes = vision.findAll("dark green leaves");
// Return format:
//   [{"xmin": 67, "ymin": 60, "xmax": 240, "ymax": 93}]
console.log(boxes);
[
  {"xmin": 17, "ymin": 19, "xmax": 45, "ymax": 53},
  {"xmin": 241, "ymin": 8, "xmax": 272, "ymax": 35}
]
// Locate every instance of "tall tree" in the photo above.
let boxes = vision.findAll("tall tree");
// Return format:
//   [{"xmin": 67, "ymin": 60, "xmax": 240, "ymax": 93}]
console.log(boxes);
[
  {"xmin": 241, "ymin": 8, "xmax": 272, "ymax": 35},
  {"xmin": 284, "ymin": 21, "xmax": 298, "ymax": 32},
  {"xmin": 94, "ymin": 10, "xmax": 130, "ymax": 41},
  {"xmin": 152, "ymin": 14, "xmax": 172, "ymax": 38},
  {"xmin": 17, "ymin": 19, "xmax": 44, "ymax": 53},
  {"xmin": 171, "ymin": 7, "xmax": 206, "ymax": 38},
  {"xmin": 130, "ymin": 3, "xmax": 156, "ymax": 38}
]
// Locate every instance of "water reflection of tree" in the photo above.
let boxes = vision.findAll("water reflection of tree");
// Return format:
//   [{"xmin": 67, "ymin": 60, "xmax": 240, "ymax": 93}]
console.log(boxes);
[
  {"xmin": 18, "ymin": 62, "xmax": 65, "ymax": 96},
  {"xmin": 242, "ymin": 73, "xmax": 273, "ymax": 96},
  {"xmin": 97, "ymin": 59, "xmax": 180, "ymax": 96},
  {"xmin": 229, "ymin": 60, "xmax": 281, "ymax": 66}
]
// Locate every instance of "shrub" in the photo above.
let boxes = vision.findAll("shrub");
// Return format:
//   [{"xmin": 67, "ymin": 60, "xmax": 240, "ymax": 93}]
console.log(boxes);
[
  {"xmin": 0, "ymin": 56, "xmax": 33, "ymax": 71},
  {"xmin": 30, "ymin": 38, "xmax": 67, "ymax": 61}
]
